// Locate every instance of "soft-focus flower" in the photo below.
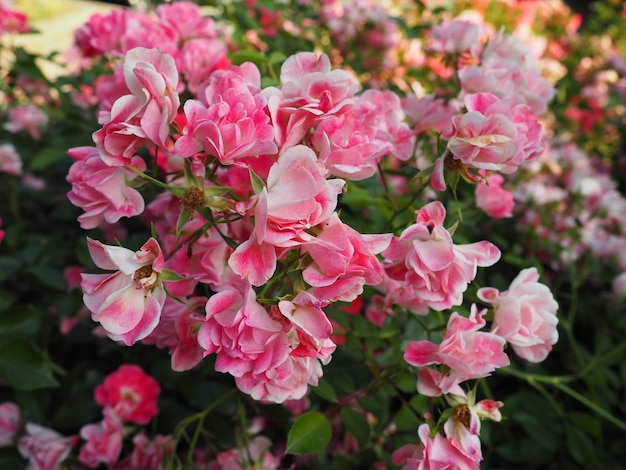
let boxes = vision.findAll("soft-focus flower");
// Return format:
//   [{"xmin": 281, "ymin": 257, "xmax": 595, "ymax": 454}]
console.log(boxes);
[
  {"xmin": 0, "ymin": 402, "xmax": 20, "ymax": 447},
  {"xmin": 81, "ymin": 237, "xmax": 166, "ymax": 345},
  {"xmin": 0, "ymin": 143, "xmax": 23, "ymax": 175},
  {"xmin": 78, "ymin": 408, "xmax": 124, "ymax": 468},
  {"xmin": 475, "ymin": 173, "xmax": 514, "ymax": 218},
  {"xmin": 94, "ymin": 364, "xmax": 160, "ymax": 425},
  {"xmin": 3, "ymin": 104, "xmax": 48, "ymax": 140},
  {"xmin": 18, "ymin": 423, "xmax": 76, "ymax": 470},
  {"xmin": 429, "ymin": 18, "xmax": 485, "ymax": 55},
  {"xmin": 478, "ymin": 267, "xmax": 559, "ymax": 362}
]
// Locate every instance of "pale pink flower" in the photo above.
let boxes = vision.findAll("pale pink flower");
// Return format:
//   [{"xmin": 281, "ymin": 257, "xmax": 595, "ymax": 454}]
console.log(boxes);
[
  {"xmin": 122, "ymin": 47, "xmax": 180, "ymax": 149},
  {"xmin": 235, "ymin": 355, "xmax": 325, "ymax": 403},
  {"xmin": 115, "ymin": 433, "xmax": 176, "ymax": 470},
  {"xmin": 276, "ymin": 290, "xmax": 336, "ymax": 360},
  {"xmin": 3, "ymin": 104, "xmax": 48, "ymax": 140},
  {"xmin": 353, "ymin": 89, "xmax": 415, "ymax": 162},
  {"xmin": 81, "ymin": 237, "xmax": 166, "ymax": 345},
  {"xmin": 141, "ymin": 296, "xmax": 207, "ymax": 372},
  {"xmin": 264, "ymin": 52, "xmax": 359, "ymax": 150},
  {"xmin": 443, "ymin": 391, "xmax": 503, "ymax": 464},
  {"xmin": 0, "ymin": 402, "xmax": 20, "ymax": 447},
  {"xmin": 429, "ymin": 19, "xmax": 485, "ymax": 55},
  {"xmin": 612, "ymin": 272, "xmax": 626, "ymax": 298},
  {"xmin": 475, "ymin": 173, "xmax": 514, "ymax": 218},
  {"xmin": 302, "ymin": 213, "xmax": 391, "ymax": 302},
  {"xmin": 401, "ymin": 94, "xmax": 457, "ymax": 137},
  {"xmin": 156, "ymin": 1, "xmax": 219, "ymax": 42},
  {"xmin": 447, "ymin": 93, "xmax": 544, "ymax": 174},
  {"xmin": 382, "ymin": 201, "xmax": 500, "ymax": 312},
  {"xmin": 18, "ymin": 423, "xmax": 76, "ymax": 470},
  {"xmin": 94, "ymin": 364, "xmax": 160, "ymax": 425},
  {"xmin": 66, "ymin": 146, "xmax": 146, "ymax": 229},
  {"xmin": 229, "ymin": 145, "xmax": 344, "ymax": 286},
  {"xmin": 175, "ymin": 64, "xmax": 277, "ymax": 164},
  {"xmin": 392, "ymin": 423, "xmax": 479, "ymax": 470},
  {"xmin": 0, "ymin": 143, "xmax": 23, "ymax": 175},
  {"xmin": 309, "ymin": 112, "xmax": 391, "ymax": 180},
  {"xmin": 404, "ymin": 305, "xmax": 510, "ymax": 395},
  {"xmin": 478, "ymin": 267, "xmax": 559, "ymax": 363},
  {"xmin": 197, "ymin": 286, "xmax": 290, "ymax": 380},
  {"xmin": 179, "ymin": 38, "xmax": 228, "ymax": 94},
  {"xmin": 207, "ymin": 435, "xmax": 281, "ymax": 470},
  {"xmin": 78, "ymin": 408, "xmax": 124, "ymax": 469}
]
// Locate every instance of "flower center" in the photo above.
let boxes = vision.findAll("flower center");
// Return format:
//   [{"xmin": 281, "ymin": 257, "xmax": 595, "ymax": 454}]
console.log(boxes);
[
  {"xmin": 133, "ymin": 265, "xmax": 157, "ymax": 289},
  {"xmin": 454, "ymin": 403, "xmax": 471, "ymax": 428}
]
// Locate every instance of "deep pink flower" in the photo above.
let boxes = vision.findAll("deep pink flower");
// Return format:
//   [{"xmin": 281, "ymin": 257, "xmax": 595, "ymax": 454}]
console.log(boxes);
[
  {"xmin": 66, "ymin": 146, "xmax": 146, "ymax": 229},
  {"xmin": 94, "ymin": 364, "xmax": 160, "ymax": 425},
  {"xmin": 17, "ymin": 423, "xmax": 76, "ymax": 470},
  {"xmin": 0, "ymin": 402, "xmax": 20, "ymax": 447},
  {"xmin": 81, "ymin": 237, "xmax": 166, "ymax": 345},
  {"xmin": 0, "ymin": 5, "xmax": 29, "ymax": 35},
  {"xmin": 404, "ymin": 305, "xmax": 510, "ymax": 395},
  {"xmin": 207, "ymin": 435, "xmax": 281, "ymax": 470},
  {"xmin": 478, "ymin": 267, "xmax": 559, "ymax": 363}
]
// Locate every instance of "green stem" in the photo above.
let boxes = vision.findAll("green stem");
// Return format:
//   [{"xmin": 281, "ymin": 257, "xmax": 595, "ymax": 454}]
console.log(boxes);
[{"xmin": 500, "ymin": 367, "xmax": 626, "ymax": 432}]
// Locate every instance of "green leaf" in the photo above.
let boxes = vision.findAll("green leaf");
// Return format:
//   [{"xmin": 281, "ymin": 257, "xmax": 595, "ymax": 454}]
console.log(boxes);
[
  {"xmin": 0, "ymin": 307, "xmax": 40, "ymax": 336},
  {"xmin": 0, "ymin": 338, "xmax": 58, "ymax": 390},
  {"xmin": 29, "ymin": 147, "xmax": 68, "ymax": 170},
  {"xmin": 285, "ymin": 411, "xmax": 332, "ymax": 455},
  {"xmin": 248, "ymin": 166, "xmax": 265, "ymax": 194},
  {"xmin": 340, "ymin": 407, "xmax": 371, "ymax": 444},
  {"xmin": 229, "ymin": 50, "xmax": 268, "ymax": 66},
  {"xmin": 26, "ymin": 266, "xmax": 66, "ymax": 291},
  {"xmin": 311, "ymin": 377, "xmax": 338, "ymax": 403}
]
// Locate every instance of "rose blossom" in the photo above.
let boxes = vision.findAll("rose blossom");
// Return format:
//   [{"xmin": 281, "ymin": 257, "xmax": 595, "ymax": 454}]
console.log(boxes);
[
  {"xmin": 18, "ymin": 423, "xmax": 76, "ymax": 470},
  {"xmin": 80, "ymin": 237, "xmax": 166, "ymax": 345},
  {"xmin": 94, "ymin": 364, "xmax": 160, "ymax": 425},
  {"xmin": 478, "ymin": 267, "xmax": 559, "ymax": 363},
  {"xmin": 0, "ymin": 402, "xmax": 20, "ymax": 447},
  {"xmin": 475, "ymin": 173, "xmax": 514, "ymax": 218},
  {"xmin": 3, "ymin": 104, "xmax": 48, "ymax": 140},
  {"xmin": 66, "ymin": 146, "xmax": 146, "ymax": 229},
  {"xmin": 0, "ymin": 143, "xmax": 23, "ymax": 175},
  {"xmin": 78, "ymin": 408, "xmax": 124, "ymax": 468},
  {"xmin": 404, "ymin": 305, "xmax": 510, "ymax": 395}
]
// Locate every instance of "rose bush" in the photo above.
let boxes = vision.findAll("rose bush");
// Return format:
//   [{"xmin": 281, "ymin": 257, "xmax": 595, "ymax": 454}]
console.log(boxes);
[{"xmin": 0, "ymin": 0, "xmax": 625, "ymax": 469}]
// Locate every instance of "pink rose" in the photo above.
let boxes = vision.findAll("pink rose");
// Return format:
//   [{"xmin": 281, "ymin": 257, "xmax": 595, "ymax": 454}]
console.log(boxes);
[
  {"xmin": 3, "ymin": 104, "xmax": 48, "ymax": 140},
  {"xmin": 94, "ymin": 364, "xmax": 160, "ymax": 425},
  {"xmin": 78, "ymin": 408, "xmax": 124, "ymax": 468},
  {"xmin": 392, "ymin": 424, "xmax": 479, "ymax": 470},
  {"xmin": 478, "ymin": 267, "xmax": 559, "ymax": 363},
  {"xmin": 18, "ymin": 423, "xmax": 76, "ymax": 470},
  {"xmin": 475, "ymin": 173, "xmax": 514, "ymax": 218},
  {"xmin": 429, "ymin": 19, "xmax": 485, "ymax": 55},
  {"xmin": 66, "ymin": 146, "xmax": 146, "ymax": 229},
  {"xmin": 81, "ymin": 237, "xmax": 166, "ymax": 345},
  {"xmin": 0, "ymin": 143, "xmax": 23, "ymax": 175},
  {"xmin": 404, "ymin": 305, "xmax": 510, "ymax": 395},
  {"xmin": 0, "ymin": 402, "xmax": 20, "ymax": 447}
]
